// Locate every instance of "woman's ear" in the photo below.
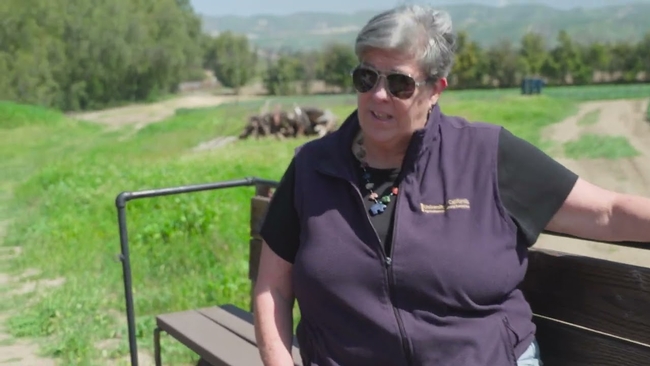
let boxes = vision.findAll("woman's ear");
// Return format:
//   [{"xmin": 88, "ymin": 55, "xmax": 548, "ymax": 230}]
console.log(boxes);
[
  {"xmin": 429, "ymin": 77, "xmax": 448, "ymax": 103},
  {"xmin": 437, "ymin": 77, "xmax": 448, "ymax": 92}
]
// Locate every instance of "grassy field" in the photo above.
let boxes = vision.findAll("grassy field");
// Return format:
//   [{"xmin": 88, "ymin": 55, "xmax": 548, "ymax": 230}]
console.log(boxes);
[
  {"xmin": 577, "ymin": 110, "xmax": 600, "ymax": 126},
  {"xmin": 564, "ymin": 134, "xmax": 639, "ymax": 159},
  {"xmin": 0, "ymin": 84, "xmax": 647, "ymax": 365}
]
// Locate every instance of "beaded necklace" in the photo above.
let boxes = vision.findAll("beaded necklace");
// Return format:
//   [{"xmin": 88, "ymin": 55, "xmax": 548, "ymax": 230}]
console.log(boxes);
[{"xmin": 353, "ymin": 133, "xmax": 400, "ymax": 216}]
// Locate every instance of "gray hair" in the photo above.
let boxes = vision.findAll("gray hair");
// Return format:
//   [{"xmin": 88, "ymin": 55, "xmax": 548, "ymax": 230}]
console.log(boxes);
[{"xmin": 354, "ymin": 5, "xmax": 457, "ymax": 80}]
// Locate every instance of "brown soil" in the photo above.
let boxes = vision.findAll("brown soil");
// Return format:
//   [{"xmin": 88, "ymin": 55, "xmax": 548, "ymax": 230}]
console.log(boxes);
[
  {"xmin": 0, "ymin": 313, "xmax": 56, "ymax": 366},
  {"xmin": 68, "ymin": 93, "xmax": 259, "ymax": 130},
  {"xmin": 536, "ymin": 98, "xmax": 650, "ymax": 267},
  {"xmin": 0, "ymin": 221, "xmax": 59, "ymax": 366}
]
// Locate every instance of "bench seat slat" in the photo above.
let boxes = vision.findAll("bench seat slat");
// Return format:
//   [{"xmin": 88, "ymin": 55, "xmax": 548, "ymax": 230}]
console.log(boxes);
[
  {"xmin": 199, "ymin": 305, "xmax": 303, "ymax": 366},
  {"xmin": 156, "ymin": 310, "xmax": 264, "ymax": 366}
]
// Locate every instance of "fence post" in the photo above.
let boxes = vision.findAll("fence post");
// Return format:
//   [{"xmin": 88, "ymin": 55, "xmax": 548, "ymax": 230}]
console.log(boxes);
[{"xmin": 248, "ymin": 183, "xmax": 274, "ymax": 312}]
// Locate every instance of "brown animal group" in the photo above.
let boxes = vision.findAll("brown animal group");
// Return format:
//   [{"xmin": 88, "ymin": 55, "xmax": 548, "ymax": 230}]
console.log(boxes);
[{"xmin": 239, "ymin": 104, "xmax": 338, "ymax": 140}]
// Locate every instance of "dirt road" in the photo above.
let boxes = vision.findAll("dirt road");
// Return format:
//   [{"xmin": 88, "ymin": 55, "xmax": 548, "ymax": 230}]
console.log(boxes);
[
  {"xmin": 68, "ymin": 93, "xmax": 258, "ymax": 130},
  {"xmin": 536, "ymin": 98, "xmax": 650, "ymax": 267}
]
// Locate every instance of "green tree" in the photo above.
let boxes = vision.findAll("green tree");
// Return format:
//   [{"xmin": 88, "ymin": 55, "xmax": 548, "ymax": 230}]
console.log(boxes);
[
  {"xmin": 485, "ymin": 40, "xmax": 520, "ymax": 88},
  {"xmin": 584, "ymin": 42, "xmax": 611, "ymax": 73},
  {"xmin": 295, "ymin": 50, "xmax": 322, "ymax": 94},
  {"xmin": 319, "ymin": 43, "xmax": 357, "ymax": 92},
  {"xmin": 450, "ymin": 31, "xmax": 485, "ymax": 88},
  {"xmin": 0, "ymin": 0, "xmax": 206, "ymax": 111},
  {"xmin": 636, "ymin": 33, "xmax": 650, "ymax": 80},
  {"xmin": 204, "ymin": 32, "xmax": 257, "ymax": 93},
  {"xmin": 546, "ymin": 31, "xmax": 591, "ymax": 84},
  {"xmin": 609, "ymin": 42, "xmax": 642, "ymax": 82},
  {"xmin": 264, "ymin": 54, "xmax": 302, "ymax": 95},
  {"xmin": 519, "ymin": 32, "xmax": 547, "ymax": 76}
]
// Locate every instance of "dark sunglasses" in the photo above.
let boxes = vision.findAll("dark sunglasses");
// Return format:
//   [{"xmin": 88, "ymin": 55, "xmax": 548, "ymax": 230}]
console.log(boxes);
[{"xmin": 351, "ymin": 66, "xmax": 433, "ymax": 99}]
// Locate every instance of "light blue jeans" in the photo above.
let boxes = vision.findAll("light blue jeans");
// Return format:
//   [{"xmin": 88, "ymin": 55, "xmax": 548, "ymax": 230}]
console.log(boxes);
[{"xmin": 516, "ymin": 339, "xmax": 543, "ymax": 366}]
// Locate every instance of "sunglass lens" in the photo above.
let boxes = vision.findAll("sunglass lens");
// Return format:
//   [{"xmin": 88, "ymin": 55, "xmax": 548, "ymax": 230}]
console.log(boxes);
[
  {"xmin": 387, "ymin": 74, "xmax": 416, "ymax": 99},
  {"xmin": 352, "ymin": 68, "xmax": 378, "ymax": 93}
]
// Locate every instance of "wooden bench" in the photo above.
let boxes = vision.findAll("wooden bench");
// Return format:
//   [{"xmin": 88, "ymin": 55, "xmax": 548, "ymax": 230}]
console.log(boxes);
[
  {"xmin": 154, "ymin": 183, "xmax": 650, "ymax": 366},
  {"xmin": 155, "ymin": 304, "xmax": 302, "ymax": 366}
]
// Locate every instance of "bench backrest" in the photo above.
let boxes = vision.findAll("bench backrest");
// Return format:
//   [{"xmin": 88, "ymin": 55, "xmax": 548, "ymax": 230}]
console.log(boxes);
[
  {"xmin": 247, "ymin": 183, "xmax": 650, "ymax": 365},
  {"xmin": 521, "ymin": 248, "xmax": 650, "ymax": 365}
]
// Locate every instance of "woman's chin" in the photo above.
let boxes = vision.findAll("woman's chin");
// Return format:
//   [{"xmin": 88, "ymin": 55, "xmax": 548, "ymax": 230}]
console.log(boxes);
[
  {"xmin": 360, "ymin": 114, "xmax": 396, "ymax": 133},
  {"xmin": 360, "ymin": 128, "xmax": 400, "ymax": 145}
]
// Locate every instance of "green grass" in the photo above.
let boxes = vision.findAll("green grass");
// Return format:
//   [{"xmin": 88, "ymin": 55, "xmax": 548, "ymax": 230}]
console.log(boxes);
[
  {"xmin": 542, "ymin": 83, "xmax": 650, "ymax": 101},
  {"xmin": 0, "ymin": 101, "xmax": 80, "ymax": 129},
  {"xmin": 577, "ymin": 109, "xmax": 601, "ymax": 126},
  {"xmin": 564, "ymin": 134, "xmax": 639, "ymax": 159},
  {"xmin": 440, "ymin": 83, "xmax": 650, "ymax": 102},
  {"xmin": 0, "ymin": 84, "xmax": 641, "ymax": 365}
]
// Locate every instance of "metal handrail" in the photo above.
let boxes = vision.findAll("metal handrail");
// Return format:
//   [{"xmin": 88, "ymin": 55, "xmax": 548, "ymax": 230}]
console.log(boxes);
[{"xmin": 115, "ymin": 177, "xmax": 279, "ymax": 366}]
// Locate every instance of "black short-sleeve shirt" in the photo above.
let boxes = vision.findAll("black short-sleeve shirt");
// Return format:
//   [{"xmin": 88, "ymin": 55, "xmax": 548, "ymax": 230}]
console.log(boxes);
[{"xmin": 260, "ymin": 128, "xmax": 579, "ymax": 264}]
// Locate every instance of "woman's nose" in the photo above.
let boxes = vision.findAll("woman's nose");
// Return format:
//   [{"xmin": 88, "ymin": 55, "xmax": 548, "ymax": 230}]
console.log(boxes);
[{"xmin": 371, "ymin": 76, "xmax": 390, "ymax": 101}]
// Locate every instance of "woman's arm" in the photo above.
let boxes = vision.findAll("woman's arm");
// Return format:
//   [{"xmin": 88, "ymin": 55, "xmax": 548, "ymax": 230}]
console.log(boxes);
[
  {"xmin": 546, "ymin": 178, "xmax": 650, "ymax": 243},
  {"xmin": 495, "ymin": 128, "xmax": 650, "ymax": 246},
  {"xmin": 253, "ymin": 241, "xmax": 295, "ymax": 366}
]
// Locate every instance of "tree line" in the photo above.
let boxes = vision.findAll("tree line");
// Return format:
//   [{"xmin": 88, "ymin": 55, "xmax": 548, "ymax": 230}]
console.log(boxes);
[
  {"xmin": 2, "ymin": 0, "xmax": 649, "ymax": 112},
  {"xmin": 224, "ymin": 29, "xmax": 650, "ymax": 96},
  {"xmin": 0, "ymin": 0, "xmax": 205, "ymax": 111}
]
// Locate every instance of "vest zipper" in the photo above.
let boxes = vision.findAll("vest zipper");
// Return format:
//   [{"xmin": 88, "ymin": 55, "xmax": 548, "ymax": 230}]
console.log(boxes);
[
  {"xmin": 350, "ymin": 182, "xmax": 413, "ymax": 366},
  {"xmin": 387, "ymin": 188, "xmax": 413, "ymax": 365}
]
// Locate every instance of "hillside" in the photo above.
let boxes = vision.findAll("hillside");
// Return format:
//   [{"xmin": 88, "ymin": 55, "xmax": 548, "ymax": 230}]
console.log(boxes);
[{"xmin": 200, "ymin": 3, "xmax": 650, "ymax": 51}]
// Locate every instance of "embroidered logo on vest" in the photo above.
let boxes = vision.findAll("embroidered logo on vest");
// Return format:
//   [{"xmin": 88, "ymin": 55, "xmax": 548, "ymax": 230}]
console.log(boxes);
[{"xmin": 420, "ymin": 199, "xmax": 470, "ymax": 213}]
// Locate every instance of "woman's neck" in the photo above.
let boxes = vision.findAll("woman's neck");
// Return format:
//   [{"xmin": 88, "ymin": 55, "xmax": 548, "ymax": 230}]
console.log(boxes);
[{"xmin": 353, "ymin": 132, "xmax": 408, "ymax": 169}]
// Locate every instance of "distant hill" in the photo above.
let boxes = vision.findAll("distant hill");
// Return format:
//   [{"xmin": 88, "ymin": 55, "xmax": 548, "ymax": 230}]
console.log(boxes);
[{"xmin": 200, "ymin": 3, "xmax": 650, "ymax": 51}]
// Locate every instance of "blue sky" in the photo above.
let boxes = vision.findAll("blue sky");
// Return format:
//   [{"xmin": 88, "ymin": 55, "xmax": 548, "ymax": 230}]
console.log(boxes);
[{"xmin": 189, "ymin": 0, "xmax": 649, "ymax": 16}]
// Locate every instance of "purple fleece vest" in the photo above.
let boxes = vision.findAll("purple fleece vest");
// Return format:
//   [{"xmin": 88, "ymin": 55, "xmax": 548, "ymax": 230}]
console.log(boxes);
[{"xmin": 291, "ymin": 104, "xmax": 535, "ymax": 366}]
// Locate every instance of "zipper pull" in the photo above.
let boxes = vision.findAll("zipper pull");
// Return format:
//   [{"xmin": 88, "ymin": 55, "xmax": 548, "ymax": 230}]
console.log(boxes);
[{"xmin": 385, "ymin": 257, "xmax": 392, "ymax": 266}]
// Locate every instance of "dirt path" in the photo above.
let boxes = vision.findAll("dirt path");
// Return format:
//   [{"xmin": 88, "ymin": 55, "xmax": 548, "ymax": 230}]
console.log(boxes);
[
  {"xmin": 536, "ymin": 98, "xmax": 650, "ymax": 267},
  {"xmin": 68, "ymin": 93, "xmax": 259, "ymax": 130},
  {"xmin": 0, "ymin": 219, "xmax": 57, "ymax": 366}
]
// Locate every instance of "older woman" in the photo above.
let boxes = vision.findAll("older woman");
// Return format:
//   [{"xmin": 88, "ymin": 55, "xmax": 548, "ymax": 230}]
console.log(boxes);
[{"xmin": 252, "ymin": 5, "xmax": 650, "ymax": 366}]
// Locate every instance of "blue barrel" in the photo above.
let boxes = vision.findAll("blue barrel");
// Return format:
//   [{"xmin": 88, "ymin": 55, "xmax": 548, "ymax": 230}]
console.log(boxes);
[
  {"xmin": 533, "ymin": 78, "xmax": 543, "ymax": 94},
  {"xmin": 521, "ymin": 78, "xmax": 533, "ymax": 95}
]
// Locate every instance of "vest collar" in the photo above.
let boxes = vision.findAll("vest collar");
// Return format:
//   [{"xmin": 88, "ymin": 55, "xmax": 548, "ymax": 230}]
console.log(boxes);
[{"xmin": 316, "ymin": 103, "xmax": 443, "ymax": 181}]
